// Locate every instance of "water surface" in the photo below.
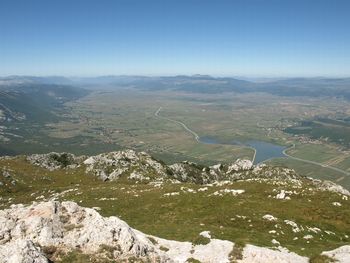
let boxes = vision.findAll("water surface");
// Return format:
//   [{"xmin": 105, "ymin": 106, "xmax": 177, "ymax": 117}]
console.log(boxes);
[{"xmin": 199, "ymin": 136, "xmax": 286, "ymax": 164}]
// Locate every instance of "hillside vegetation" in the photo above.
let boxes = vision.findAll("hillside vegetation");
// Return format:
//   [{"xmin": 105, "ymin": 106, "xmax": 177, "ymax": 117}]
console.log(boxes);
[{"xmin": 1, "ymin": 150, "xmax": 349, "ymax": 261}]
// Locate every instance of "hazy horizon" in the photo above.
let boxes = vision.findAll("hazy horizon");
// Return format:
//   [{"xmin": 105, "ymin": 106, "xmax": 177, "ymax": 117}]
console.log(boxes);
[{"xmin": 2, "ymin": 74, "xmax": 350, "ymax": 80}]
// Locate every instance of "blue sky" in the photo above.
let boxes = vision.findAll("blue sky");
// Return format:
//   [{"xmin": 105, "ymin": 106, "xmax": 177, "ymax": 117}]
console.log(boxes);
[{"xmin": 1, "ymin": 0, "xmax": 349, "ymax": 77}]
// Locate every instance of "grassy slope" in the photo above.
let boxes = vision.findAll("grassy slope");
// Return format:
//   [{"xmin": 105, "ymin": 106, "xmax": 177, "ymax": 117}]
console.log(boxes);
[{"xmin": 1, "ymin": 157, "xmax": 349, "ymax": 258}]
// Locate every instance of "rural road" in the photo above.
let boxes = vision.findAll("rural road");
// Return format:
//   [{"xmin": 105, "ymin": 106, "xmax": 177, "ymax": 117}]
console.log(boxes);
[
  {"xmin": 154, "ymin": 107, "xmax": 200, "ymax": 141},
  {"xmin": 283, "ymin": 144, "xmax": 350, "ymax": 176},
  {"xmin": 257, "ymin": 121, "xmax": 350, "ymax": 177},
  {"xmin": 155, "ymin": 107, "xmax": 350, "ymax": 176},
  {"xmin": 154, "ymin": 106, "xmax": 256, "ymax": 163}
]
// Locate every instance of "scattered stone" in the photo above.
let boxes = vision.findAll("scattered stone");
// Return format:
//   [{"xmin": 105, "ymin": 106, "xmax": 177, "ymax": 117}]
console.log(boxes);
[
  {"xmin": 276, "ymin": 190, "xmax": 288, "ymax": 199},
  {"xmin": 209, "ymin": 189, "xmax": 245, "ymax": 197},
  {"xmin": 303, "ymin": 235, "xmax": 313, "ymax": 240},
  {"xmin": 263, "ymin": 214, "xmax": 278, "ymax": 221},
  {"xmin": 284, "ymin": 220, "xmax": 301, "ymax": 233},
  {"xmin": 163, "ymin": 192, "xmax": 180, "ymax": 197},
  {"xmin": 271, "ymin": 239, "xmax": 280, "ymax": 246},
  {"xmin": 199, "ymin": 231, "xmax": 211, "ymax": 239}
]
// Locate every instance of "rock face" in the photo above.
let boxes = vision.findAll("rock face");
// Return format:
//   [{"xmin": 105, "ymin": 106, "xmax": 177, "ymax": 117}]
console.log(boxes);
[{"xmin": 0, "ymin": 201, "xmax": 167, "ymax": 262}]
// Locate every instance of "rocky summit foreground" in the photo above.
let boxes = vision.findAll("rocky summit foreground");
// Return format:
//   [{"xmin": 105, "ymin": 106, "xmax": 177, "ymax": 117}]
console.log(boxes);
[
  {"xmin": 0, "ymin": 150, "xmax": 350, "ymax": 262},
  {"xmin": 0, "ymin": 201, "xmax": 349, "ymax": 263}
]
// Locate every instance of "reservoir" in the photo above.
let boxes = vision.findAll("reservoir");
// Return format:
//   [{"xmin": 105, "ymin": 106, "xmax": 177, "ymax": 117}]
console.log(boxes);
[{"xmin": 199, "ymin": 137, "xmax": 287, "ymax": 164}]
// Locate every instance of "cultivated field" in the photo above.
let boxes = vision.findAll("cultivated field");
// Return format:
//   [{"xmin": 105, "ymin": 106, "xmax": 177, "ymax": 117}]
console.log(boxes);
[{"xmin": 43, "ymin": 89, "xmax": 350, "ymax": 188}]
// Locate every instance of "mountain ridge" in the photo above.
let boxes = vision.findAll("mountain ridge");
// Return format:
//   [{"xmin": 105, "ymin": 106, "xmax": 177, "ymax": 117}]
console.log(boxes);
[{"xmin": 1, "ymin": 149, "xmax": 350, "ymax": 262}]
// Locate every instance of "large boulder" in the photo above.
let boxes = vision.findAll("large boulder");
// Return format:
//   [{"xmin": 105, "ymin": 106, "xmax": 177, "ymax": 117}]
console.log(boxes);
[{"xmin": 0, "ymin": 201, "xmax": 167, "ymax": 262}]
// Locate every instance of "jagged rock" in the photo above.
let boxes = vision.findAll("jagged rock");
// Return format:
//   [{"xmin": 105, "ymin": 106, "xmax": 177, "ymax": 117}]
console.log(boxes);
[
  {"xmin": 83, "ymin": 150, "xmax": 168, "ymax": 181},
  {"xmin": 27, "ymin": 152, "xmax": 82, "ymax": 171},
  {"xmin": 23, "ymin": 149, "xmax": 302, "ymax": 185},
  {"xmin": 169, "ymin": 161, "xmax": 212, "ymax": 183},
  {"xmin": 22, "ymin": 149, "xmax": 349, "ymax": 198},
  {"xmin": 227, "ymin": 159, "xmax": 253, "ymax": 173},
  {"xmin": 0, "ymin": 201, "xmax": 167, "ymax": 262},
  {"xmin": 311, "ymin": 179, "xmax": 350, "ymax": 196},
  {"xmin": 0, "ymin": 239, "xmax": 49, "ymax": 263}
]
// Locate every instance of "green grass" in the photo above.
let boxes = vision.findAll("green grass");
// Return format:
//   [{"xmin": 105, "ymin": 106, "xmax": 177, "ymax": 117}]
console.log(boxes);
[
  {"xmin": 1, "ymin": 157, "xmax": 349, "ymax": 258},
  {"xmin": 286, "ymin": 144, "xmax": 346, "ymax": 164},
  {"xmin": 269, "ymin": 158, "xmax": 350, "ymax": 190},
  {"xmin": 309, "ymin": 255, "xmax": 336, "ymax": 263}
]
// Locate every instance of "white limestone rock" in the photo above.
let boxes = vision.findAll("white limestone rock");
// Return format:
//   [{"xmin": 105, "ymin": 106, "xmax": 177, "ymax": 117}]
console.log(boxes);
[
  {"xmin": 27, "ymin": 152, "xmax": 82, "ymax": 171},
  {"xmin": 322, "ymin": 245, "xmax": 350, "ymax": 263},
  {"xmin": 209, "ymin": 189, "xmax": 245, "ymax": 197},
  {"xmin": 0, "ymin": 201, "xmax": 349, "ymax": 263},
  {"xmin": 0, "ymin": 239, "xmax": 49, "ymax": 263},
  {"xmin": 0, "ymin": 201, "xmax": 166, "ymax": 262},
  {"xmin": 154, "ymin": 237, "xmax": 233, "ymax": 263},
  {"xmin": 284, "ymin": 220, "xmax": 301, "ymax": 233},
  {"xmin": 199, "ymin": 231, "xmax": 211, "ymax": 239},
  {"xmin": 238, "ymin": 244, "xmax": 308, "ymax": 263},
  {"xmin": 311, "ymin": 179, "xmax": 350, "ymax": 196},
  {"xmin": 83, "ymin": 150, "xmax": 168, "ymax": 181},
  {"xmin": 227, "ymin": 159, "xmax": 253, "ymax": 173},
  {"xmin": 262, "ymin": 214, "xmax": 277, "ymax": 221},
  {"xmin": 276, "ymin": 190, "xmax": 286, "ymax": 199}
]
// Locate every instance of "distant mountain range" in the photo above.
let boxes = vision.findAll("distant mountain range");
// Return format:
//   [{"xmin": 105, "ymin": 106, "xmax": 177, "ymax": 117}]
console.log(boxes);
[
  {"xmin": 3, "ymin": 74, "xmax": 350, "ymax": 98},
  {"xmin": 0, "ymin": 78, "xmax": 88, "ymax": 123},
  {"xmin": 1, "ymin": 75, "xmax": 350, "ymax": 124}
]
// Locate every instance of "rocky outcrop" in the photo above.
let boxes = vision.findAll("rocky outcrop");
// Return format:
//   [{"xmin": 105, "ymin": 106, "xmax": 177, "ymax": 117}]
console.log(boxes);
[
  {"xmin": 226, "ymin": 159, "xmax": 253, "ymax": 173},
  {"xmin": 0, "ymin": 240, "xmax": 49, "ymax": 263},
  {"xmin": 26, "ymin": 150, "xmax": 293, "ymax": 184},
  {"xmin": 0, "ymin": 201, "xmax": 167, "ymax": 262},
  {"xmin": 0, "ymin": 201, "xmax": 349, "ymax": 263},
  {"xmin": 24, "ymin": 149, "xmax": 349, "ymax": 196},
  {"xmin": 311, "ymin": 179, "xmax": 350, "ymax": 196},
  {"xmin": 27, "ymin": 152, "xmax": 83, "ymax": 171},
  {"xmin": 83, "ymin": 150, "xmax": 169, "ymax": 181}
]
